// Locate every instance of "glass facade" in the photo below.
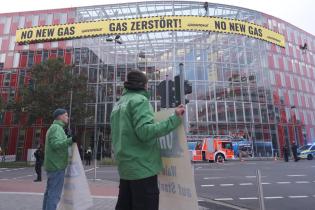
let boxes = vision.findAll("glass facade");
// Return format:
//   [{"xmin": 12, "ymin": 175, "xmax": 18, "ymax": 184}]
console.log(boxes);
[{"xmin": 0, "ymin": 1, "xmax": 315, "ymax": 160}]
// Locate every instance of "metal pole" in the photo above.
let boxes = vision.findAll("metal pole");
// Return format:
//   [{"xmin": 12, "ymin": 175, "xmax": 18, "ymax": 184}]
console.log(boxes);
[
  {"xmin": 257, "ymin": 169, "xmax": 265, "ymax": 210},
  {"xmin": 68, "ymin": 68, "xmax": 74, "ymax": 129},
  {"xmin": 166, "ymin": 75, "xmax": 169, "ymax": 109},
  {"xmin": 179, "ymin": 63, "xmax": 187, "ymax": 131},
  {"xmin": 93, "ymin": 64, "xmax": 100, "ymax": 181}
]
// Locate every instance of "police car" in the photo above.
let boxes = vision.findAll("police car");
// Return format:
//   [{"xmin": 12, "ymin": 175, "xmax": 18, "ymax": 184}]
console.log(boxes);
[{"xmin": 298, "ymin": 144, "xmax": 315, "ymax": 160}]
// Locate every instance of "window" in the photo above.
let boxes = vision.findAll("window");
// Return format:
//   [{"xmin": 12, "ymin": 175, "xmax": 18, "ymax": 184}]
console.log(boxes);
[
  {"xmin": 13, "ymin": 53, "xmax": 20, "ymax": 68},
  {"xmin": 222, "ymin": 142, "xmax": 232, "ymax": 149}
]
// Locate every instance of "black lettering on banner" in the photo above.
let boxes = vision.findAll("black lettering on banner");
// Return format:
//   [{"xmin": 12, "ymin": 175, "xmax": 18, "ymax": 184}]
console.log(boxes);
[
  {"xmin": 36, "ymin": 28, "xmax": 55, "ymax": 38},
  {"xmin": 160, "ymin": 19, "xmax": 166, "ymax": 28},
  {"xmin": 131, "ymin": 21, "xmax": 136, "ymax": 31},
  {"xmin": 248, "ymin": 26, "xmax": 263, "ymax": 37},
  {"xmin": 135, "ymin": 21, "xmax": 141, "ymax": 30},
  {"xmin": 109, "ymin": 22, "xmax": 128, "ymax": 32},
  {"xmin": 229, "ymin": 22, "xmax": 246, "ymax": 32},
  {"xmin": 141, "ymin": 21, "xmax": 147, "ymax": 30},
  {"xmin": 57, "ymin": 27, "xmax": 75, "ymax": 36},
  {"xmin": 109, "ymin": 23, "xmax": 115, "ymax": 31},
  {"xmin": 69, "ymin": 26, "xmax": 75, "ymax": 35},
  {"xmin": 214, "ymin": 20, "xmax": 226, "ymax": 30},
  {"xmin": 166, "ymin": 19, "xmax": 173, "ymax": 28},
  {"xmin": 121, "ymin": 22, "xmax": 127, "ymax": 31},
  {"xmin": 148, "ymin": 20, "xmax": 154, "ymax": 29}
]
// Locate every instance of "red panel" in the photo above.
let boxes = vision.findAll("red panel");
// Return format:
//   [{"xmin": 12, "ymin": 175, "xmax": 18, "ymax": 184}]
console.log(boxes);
[
  {"xmin": 34, "ymin": 53, "xmax": 42, "ymax": 64},
  {"xmin": 280, "ymin": 108, "xmax": 287, "ymax": 123},
  {"xmin": 4, "ymin": 112, "xmax": 12, "ymax": 125},
  {"xmin": 285, "ymin": 75, "xmax": 291, "ymax": 88},
  {"xmin": 20, "ymin": 113, "xmax": 28, "ymax": 125},
  {"xmin": 0, "ymin": 74, "xmax": 4, "ymax": 86},
  {"xmin": 283, "ymin": 91, "xmax": 289, "ymax": 105},
  {"xmin": 68, "ymin": 18, "xmax": 75, "ymax": 24},
  {"xmin": 49, "ymin": 53, "xmax": 57, "ymax": 59},
  {"xmin": 273, "ymin": 91, "xmax": 280, "ymax": 105},
  {"xmin": 8, "ymin": 127, "xmax": 18, "ymax": 155},
  {"xmin": 4, "ymin": 54, "xmax": 13, "ymax": 68},
  {"xmin": 39, "ymin": 20, "xmax": 46, "ymax": 26},
  {"xmin": 277, "ymin": 125, "xmax": 285, "ymax": 156},
  {"xmin": 64, "ymin": 51, "xmax": 72, "ymax": 65},
  {"xmin": 19, "ymin": 54, "xmax": 27, "ymax": 67},
  {"xmin": 0, "ymin": 24, "xmax": 4, "ymax": 34},
  {"xmin": 268, "ymin": 54, "xmax": 274, "ymax": 69},
  {"xmin": 278, "ymin": 57, "xmax": 284, "ymax": 70},
  {"xmin": 275, "ymin": 73, "xmax": 281, "ymax": 87},
  {"xmin": 53, "ymin": 19, "xmax": 60, "ymax": 24},
  {"xmin": 288, "ymin": 125, "xmax": 295, "ymax": 144},
  {"xmin": 10, "ymin": 22, "xmax": 18, "ymax": 35},
  {"xmin": 25, "ymin": 21, "xmax": 32, "ymax": 28},
  {"xmin": 23, "ymin": 128, "xmax": 34, "ymax": 160},
  {"xmin": 10, "ymin": 73, "xmax": 17, "ymax": 87}
]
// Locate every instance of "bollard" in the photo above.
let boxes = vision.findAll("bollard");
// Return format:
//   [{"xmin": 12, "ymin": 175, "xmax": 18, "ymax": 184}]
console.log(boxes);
[{"xmin": 257, "ymin": 169, "xmax": 265, "ymax": 210}]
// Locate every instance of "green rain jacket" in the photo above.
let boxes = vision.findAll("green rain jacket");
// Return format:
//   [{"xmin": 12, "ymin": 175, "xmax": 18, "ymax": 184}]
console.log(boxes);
[
  {"xmin": 44, "ymin": 120, "xmax": 72, "ymax": 172},
  {"xmin": 110, "ymin": 89, "xmax": 182, "ymax": 180}
]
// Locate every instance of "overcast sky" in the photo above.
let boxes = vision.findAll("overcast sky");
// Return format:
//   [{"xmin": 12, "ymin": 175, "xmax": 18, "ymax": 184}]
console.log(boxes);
[{"xmin": 1, "ymin": 0, "xmax": 314, "ymax": 35}]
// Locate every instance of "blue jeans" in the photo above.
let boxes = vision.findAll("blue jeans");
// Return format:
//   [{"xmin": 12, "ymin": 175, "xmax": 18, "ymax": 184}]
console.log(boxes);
[{"xmin": 42, "ymin": 169, "xmax": 65, "ymax": 210}]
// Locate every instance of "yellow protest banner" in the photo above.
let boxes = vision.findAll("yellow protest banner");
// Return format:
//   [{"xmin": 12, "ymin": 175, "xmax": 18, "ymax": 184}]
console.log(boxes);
[
  {"xmin": 16, "ymin": 16, "xmax": 285, "ymax": 47},
  {"xmin": 155, "ymin": 109, "xmax": 199, "ymax": 210}
]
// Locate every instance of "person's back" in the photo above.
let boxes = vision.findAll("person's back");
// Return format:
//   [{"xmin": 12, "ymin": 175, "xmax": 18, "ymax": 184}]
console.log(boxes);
[{"xmin": 110, "ymin": 70, "xmax": 185, "ymax": 210}]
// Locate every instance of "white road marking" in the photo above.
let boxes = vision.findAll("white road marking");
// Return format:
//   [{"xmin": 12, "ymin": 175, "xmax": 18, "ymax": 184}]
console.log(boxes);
[
  {"xmin": 277, "ymin": 182, "xmax": 291, "ymax": 184},
  {"xmin": 12, "ymin": 175, "xmax": 33, "ymax": 180},
  {"xmin": 287, "ymin": 174, "xmax": 306, "ymax": 177},
  {"xmin": 220, "ymin": 184, "xmax": 234, "ymax": 187},
  {"xmin": 295, "ymin": 181, "xmax": 310, "ymax": 184},
  {"xmin": 264, "ymin": 196, "xmax": 284, "ymax": 199},
  {"xmin": 214, "ymin": 198, "xmax": 233, "ymax": 201},
  {"xmin": 201, "ymin": 185, "xmax": 215, "ymax": 187},
  {"xmin": 239, "ymin": 183, "xmax": 253, "ymax": 186},
  {"xmin": 203, "ymin": 177, "xmax": 222, "ymax": 180},
  {"xmin": 84, "ymin": 167, "xmax": 99, "ymax": 172},
  {"xmin": 196, "ymin": 167, "xmax": 202, "ymax": 170},
  {"xmin": 239, "ymin": 197, "xmax": 258, "ymax": 200},
  {"xmin": 262, "ymin": 182, "xmax": 271, "ymax": 185},
  {"xmin": 288, "ymin": 195, "xmax": 309, "ymax": 198},
  {"xmin": 245, "ymin": 176, "xmax": 256, "ymax": 178},
  {"xmin": 2, "ymin": 168, "xmax": 25, "ymax": 172}
]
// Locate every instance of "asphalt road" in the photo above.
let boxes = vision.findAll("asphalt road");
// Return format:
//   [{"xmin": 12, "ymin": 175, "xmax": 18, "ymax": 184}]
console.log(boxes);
[{"xmin": 1, "ymin": 159, "xmax": 315, "ymax": 210}]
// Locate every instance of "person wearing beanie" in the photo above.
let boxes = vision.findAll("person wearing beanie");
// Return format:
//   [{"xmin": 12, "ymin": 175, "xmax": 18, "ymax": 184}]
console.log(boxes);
[
  {"xmin": 111, "ymin": 70, "xmax": 186, "ymax": 210},
  {"xmin": 42, "ymin": 108, "xmax": 73, "ymax": 210}
]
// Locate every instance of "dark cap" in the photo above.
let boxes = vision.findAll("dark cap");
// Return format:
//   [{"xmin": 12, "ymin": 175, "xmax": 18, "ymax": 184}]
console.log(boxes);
[
  {"xmin": 53, "ymin": 108, "xmax": 67, "ymax": 119},
  {"xmin": 124, "ymin": 70, "xmax": 148, "ymax": 91}
]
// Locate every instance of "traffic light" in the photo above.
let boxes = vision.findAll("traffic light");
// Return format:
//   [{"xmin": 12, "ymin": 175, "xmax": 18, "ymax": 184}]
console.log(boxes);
[
  {"xmin": 174, "ymin": 75, "xmax": 192, "ymax": 106},
  {"xmin": 158, "ymin": 80, "xmax": 175, "ymax": 108}
]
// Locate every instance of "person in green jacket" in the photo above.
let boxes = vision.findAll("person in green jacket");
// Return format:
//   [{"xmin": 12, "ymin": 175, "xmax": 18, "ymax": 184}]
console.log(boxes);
[
  {"xmin": 111, "ymin": 70, "xmax": 185, "ymax": 210},
  {"xmin": 42, "ymin": 108, "xmax": 73, "ymax": 210}
]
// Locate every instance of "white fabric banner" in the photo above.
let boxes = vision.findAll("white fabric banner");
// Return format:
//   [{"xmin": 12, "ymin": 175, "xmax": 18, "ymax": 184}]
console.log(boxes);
[
  {"xmin": 156, "ymin": 109, "xmax": 199, "ymax": 210},
  {"xmin": 58, "ymin": 143, "xmax": 93, "ymax": 210}
]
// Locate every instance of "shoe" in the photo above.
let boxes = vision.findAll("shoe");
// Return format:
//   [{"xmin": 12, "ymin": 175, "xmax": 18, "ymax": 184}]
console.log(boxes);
[{"xmin": 34, "ymin": 179, "xmax": 42, "ymax": 182}]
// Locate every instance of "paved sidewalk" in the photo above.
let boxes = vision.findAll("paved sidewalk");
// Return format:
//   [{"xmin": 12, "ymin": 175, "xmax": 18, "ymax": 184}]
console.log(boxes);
[{"xmin": 0, "ymin": 193, "xmax": 117, "ymax": 210}]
